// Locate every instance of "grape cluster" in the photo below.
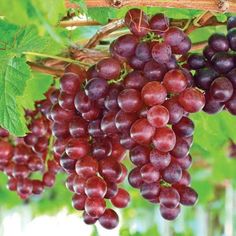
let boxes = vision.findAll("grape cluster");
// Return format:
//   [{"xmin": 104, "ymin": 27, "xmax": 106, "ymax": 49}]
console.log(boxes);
[
  {"xmin": 0, "ymin": 96, "xmax": 61, "ymax": 199},
  {"xmin": 188, "ymin": 16, "xmax": 236, "ymax": 115},
  {"xmin": 44, "ymin": 8, "xmax": 203, "ymax": 229}
]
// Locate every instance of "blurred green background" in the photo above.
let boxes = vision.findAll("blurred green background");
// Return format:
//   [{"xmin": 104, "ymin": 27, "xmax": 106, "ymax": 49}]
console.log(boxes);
[{"xmin": 1, "ymin": 1, "xmax": 236, "ymax": 235}]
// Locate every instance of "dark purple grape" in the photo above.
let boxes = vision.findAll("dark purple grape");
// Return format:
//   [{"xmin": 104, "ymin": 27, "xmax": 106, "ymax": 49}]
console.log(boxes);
[
  {"xmin": 227, "ymin": 68, "xmax": 236, "ymax": 88},
  {"xmin": 187, "ymin": 54, "xmax": 206, "ymax": 69},
  {"xmin": 152, "ymin": 42, "xmax": 172, "ymax": 64},
  {"xmin": 203, "ymin": 45, "xmax": 215, "ymax": 60},
  {"xmin": 227, "ymin": 16, "xmax": 236, "ymax": 30},
  {"xmin": 208, "ymin": 33, "xmax": 229, "ymax": 52},
  {"xmin": 171, "ymin": 36, "xmax": 191, "ymax": 55},
  {"xmin": 227, "ymin": 28, "xmax": 236, "ymax": 51},
  {"xmin": 162, "ymin": 162, "xmax": 182, "ymax": 184},
  {"xmin": 135, "ymin": 42, "xmax": 151, "ymax": 62},
  {"xmin": 149, "ymin": 13, "xmax": 169, "ymax": 33},
  {"xmin": 176, "ymin": 185, "xmax": 198, "ymax": 206},
  {"xmin": 203, "ymin": 92, "xmax": 224, "ymax": 114},
  {"xmin": 159, "ymin": 187, "xmax": 180, "ymax": 209},
  {"xmin": 210, "ymin": 77, "xmax": 233, "ymax": 102},
  {"xmin": 211, "ymin": 52, "xmax": 235, "ymax": 74},
  {"xmin": 160, "ymin": 205, "xmax": 180, "ymax": 220},
  {"xmin": 225, "ymin": 91, "xmax": 236, "ymax": 115}
]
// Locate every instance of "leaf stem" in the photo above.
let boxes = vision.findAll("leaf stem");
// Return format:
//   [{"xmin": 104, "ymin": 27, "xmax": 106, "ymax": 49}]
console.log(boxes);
[{"xmin": 23, "ymin": 51, "xmax": 91, "ymax": 67}]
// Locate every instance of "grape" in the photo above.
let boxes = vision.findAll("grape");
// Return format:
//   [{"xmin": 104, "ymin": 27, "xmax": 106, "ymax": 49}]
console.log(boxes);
[
  {"xmin": 135, "ymin": 42, "xmax": 151, "ymax": 62},
  {"xmin": 13, "ymin": 164, "xmax": 30, "ymax": 179},
  {"xmin": 152, "ymin": 42, "xmax": 172, "ymax": 64},
  {"xmin": 99, "ymin": 209, "xmax": 119, "ymax": 229},
  {"xmin": 164, "ymin": 27, "xmax": 185, "ymax": 46},
  {"xmin": 50, "ymin": 103, "xmax": 74, "ymax": 123},
  {"xmin": 130, "ymin": 118, "xmax": 156, "ymax": 145},
  {"xmin": 173, "ymin": 154, "xmax": 192, "ymax": 170},
  {"xmin": 147, "ymin": 105, "xmax": 169, "ymax": 128},
  {"xmin": 203, "ymin": 45, "xmax": 215, "ymax": 60},
  {"xmin": 176, "ymin": 185, "xmax": 198, "ymax": 206},
  {"xmin": 128, "ymin": 19, "xmax": 150, "ymax": 37},
  {"xmin": 160, "ymin": 205, "xmax": 180, "ymax": 220},
  {"xmin": 170, "ymin": 137, "xmax": 190, "ymax": 159},
  {"xmin": 85, "ymin": 197, "xmax": 106, "ymax": 218},
  {"xmin": 140, "ymin": 182, "xmax": 160, "ymax": 200},
  {"xmin": 83, "ymin": 212, "xmax": 97, "ymax": 225},
  {"xmin": 178, "ymin": 88, "xmax": 205, "ymax": 113},
  {"xmin": 43, "ymin": 172, "xmax": 56, "ymax": 187},
  {"xmin": 172, "ymin": 36, "xmax": 191, "ymax": 55},
  {"xmin": 113, "ymin": 34, "xmax": 138, "ymax": 58},
  {"xmin": 82, "ymin": 105, "xmax": 101, "ymax": 121},
  {"xmin": 92, "ymin": 139, "xmax": 112, "ymax": 161},
  {"xmin": 211, "ymin": 52, "xmax": 235, "ymax": 74},
  {"xmin": 85, "ymin": 77, "xmax": 109, "ymax": 100},
  {"xmin": 187, "ymin": 54, "xmax": 206, "ymax": 69},
  {"xmin": 141, "ymin": 81, "xmax": 167, "ymax": 106},
  {"xmin": 129, "ymin": 56, "xmax": 146, "ymax": 70},
  {"xmin": 225, "ymin": 91, "xmax": 236, "ymax": 115},
  {"xmin": 73, "ymin": 175, "xmax": 86, "ymax": 194},
  {"xmin": 208, "ymin": 33, "xmax": 229, "ymax": 52},
  {"xmin": 72, "ymin": 193, "xmax": 87, "ymax": 210},
  {"xmin": 24, "ymin": 133, "xmax": 38, "ymax": 146},
  {"xmin": 96, "ymin": 57, "xmax": 121, "ymax": 80},
  {"xmin": 0, "ymin": 140, "xmax": 13, "ymax": 163},
  {"xmin": 209, "ymin": 77, "xmax": 233, "ymax": 102},
  {"xmin": 163, "ymin": 69, "xmax": 188, "ymax": 93},
  {"xmin": 162, "ymin": 162, "xmax": 182, "ymax": 184},
  {"xmin": 227, "ymin": 68, "xmax": 236, "ymax": 88},
  {"xmin": 203, "ymin": 92, "xmax": 224, "ymax": 114},
  {"xmin": 111, "ymin": 188, "xmax": 130, "ymax": 208},
  {"xmin": 172, "ymin": 117, "xmax": 194, "ymax": 137},
  {"xmin": 143, "ymin": 60, "xmax": 167, "ymax": 81},
  {"xmin": 65, "ymin": 64, "xmax": 86, "ymax": 79},
  {"xmin": 176, "ymin": 170, "xmax": 191, "ymax": 186},
  {"xmin": 227, "ymin": 28, "xmax": 236, "ymax": 51},
  {"xmin": 120, "ymin": 132, "xmax": 136, "ymax": 150},
  {"xmin": 104, "ymin": 84, "xmax": 122, "ymax": 111},
  {"xmin": 28, "ymin": 157, "xmax": 44, "ymax": 172},
  {"xmin": 109, "ymin": 138, "xmax": 126, "ymax": 162},
  {"xmin": 163, "ymin": 97, "xmax": 184, "ymax": 124},
  {"xmin": 52, "ymin": 122, "xmax": 69, "ymax": 138},
  {"xmin": 65, "ymin": 174, "xmax": 76, "ymax": 192},
  {"xmin": 85, "ymin": 176, "xmax": 107, "ymax": 198},
  {"xmin": 115, "ymin": 110, "xmax": 137, "ymax": 132},
  {"xmin": 116, "ymin": 163, "xmax": 128, "ymax": 183},
  {"xmin": 152, "ymin": 127, "xmax": 176, "ymax": 152},
  {"xmin": 75, "ymin": 156, "xmax": 98, "ymax": 178},
  {"xmin": 101, "ymin": 111, "xmax": 118, "ymax": 134},
  {"xmin": 49, "ymin": 89, "xmax": 60, "ymax": 104},
  {"xmin": 58, "ymin": 92, "xmax": 75, "ymax": 111},
  {"xmin": 74, "ymin": 91, "xmax": 93, "ymax": 113},
  {"xmin": 149, "ymin": 149, "xmax": 171, "ymax": 170},
  {"xmin": 69, "ymin": 117, "xmax": 88, "ymax": 138},
  {"xmin": 124, "ymin": 9, "xmax": 148, "ymax": 26},
  {"xmin": 149, "ymin": 13, "xmax": 169, "ymax": 33},
  {"xmin": 124, "ymin": 71, "xmax": 148, "ymax": 90},
  {"xmin": 60, "ymin": 73, "xmax": 81, "ymax": 95},
  {"xmin": 164, "ymin": 55, "xmax": 178, "ymax": 70},
  {"xmin": 30, "ymin": 118, "xmax": 47, "ymax": 137},
  {"xmin": 99, "ymin": 159, "xmax": 122, "ymax": 182},
  {"xmin": 159, "ymin": 187, "xmax": 180, "ymax": 209},
  {"xmin": 194, "ymin": 68, "xmax": 219, "ymax": 90},
  {"xmin": 140, "ymin": 163, "xmax": 160, "ymax": 183},
  {"xmin": 118, "ymin": 88, "xmax": 143, "ymax": 113},
  {"xmin": 32, "ymin": 180, "xmax": 44, "ymax": 195},
  {"xmin": 227, "ymin": 16, "xmax": 236, "ymax": 30},
  {"xmin": 88, "ymin": 120, "xmax": 103, "ymax": 137},
  {"xmin": 66, "ymin": 138, "xmax": 90, "ymax": 160},
  {"xmin": 17, "ymin": 179, "xmax": 33, "ymax": 195},
  {"xmin": 128, "ymin": 167, "xmax": 143, "ymax": 188},
  {"xmin": 60, "ymin": 152, "xmax": 77, "ymax": 173},
  {"xmin": 104, "ymin": 181, "xmax": 118, "ymax": 199},
  {"xmin": 130, "ymin": 145, "xmax": 150, "ymax": 166},
  {"xmin": 7, "ymin": 178, "xmax": 17, "ymax": 191}
]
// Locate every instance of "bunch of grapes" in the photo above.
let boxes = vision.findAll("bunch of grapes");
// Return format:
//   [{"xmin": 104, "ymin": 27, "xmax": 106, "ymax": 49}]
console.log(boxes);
[
  {"xmin": 45, "ymin": 8, "xmax": 204, "ymax": 229},
  {"xmin": 188, "ymin": 16, "xmax": 236, "ymax": 115},
  {"xmin": 0, "ymin": 95, "xmax": 60, "ymax": 199}
]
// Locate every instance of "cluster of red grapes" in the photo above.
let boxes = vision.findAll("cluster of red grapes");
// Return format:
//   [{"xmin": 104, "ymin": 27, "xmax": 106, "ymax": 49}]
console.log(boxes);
[
  {"xmin": 0, "ymin": 97, "xmax": 60, "ymax": 199},
  {"xmin": 188, "ymin": 16, "xmax": 236, "ymax": 115},
  {"xmin": 43, "ymin": 8, "xmax": 204, "ymax": 229}
]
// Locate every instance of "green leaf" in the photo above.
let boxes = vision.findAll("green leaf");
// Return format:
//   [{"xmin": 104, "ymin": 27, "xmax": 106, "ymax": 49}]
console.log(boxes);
[
  {"xmin": 18, "ymin": 72, "xmax": 53, "ymax": 110},
  {"xmin": 88, "ymin": 7, "xmax": 116, "ymax": 24},
  {"xmin": 70, "ymin": 0, "xmax": 88, "ymax": 14},
  {"xmin": 0, "ymin": 52, "xmax": 30, "ymax": 136}
]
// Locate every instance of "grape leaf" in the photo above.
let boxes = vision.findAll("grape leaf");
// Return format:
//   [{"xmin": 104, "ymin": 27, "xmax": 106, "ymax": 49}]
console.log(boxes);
[
  {"xmin": 88, "ymin": 7, "xmax": 116, "ymax": 24},
  {"xmin": 18, "ymin": 72, "xmax": 53, "ymax": 110},
  {"xmin": 0, "ymin": 52, "xmax": 30, "ymax": 136}
]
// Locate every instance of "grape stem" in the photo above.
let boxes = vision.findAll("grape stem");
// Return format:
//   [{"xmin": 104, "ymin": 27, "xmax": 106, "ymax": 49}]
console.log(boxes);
[{"xmin": 23, "ymin": 51, "xmax": 92, "ymax": 67}]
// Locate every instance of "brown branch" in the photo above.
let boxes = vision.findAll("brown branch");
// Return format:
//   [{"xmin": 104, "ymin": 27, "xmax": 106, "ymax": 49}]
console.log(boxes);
[
  {"xmin": 60, "ymin": 20, "xmax": 100, "ymax": 27},
  {"xmin": 28, "ymin": 62, "xmax": 64, "ymax": 77},
  {"xmin": 84, "ymin": 19, "xmax": 125, "ymax": 49},
  {"xmin": 65, "ymin": 0, "xmax": 236, "ymax": 13}
]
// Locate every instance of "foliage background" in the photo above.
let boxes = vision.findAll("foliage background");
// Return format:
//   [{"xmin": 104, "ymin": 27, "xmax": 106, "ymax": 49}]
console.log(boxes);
[{"xmin": 0, "ymin": 1, "xmax": 236, "ymax": 235}]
